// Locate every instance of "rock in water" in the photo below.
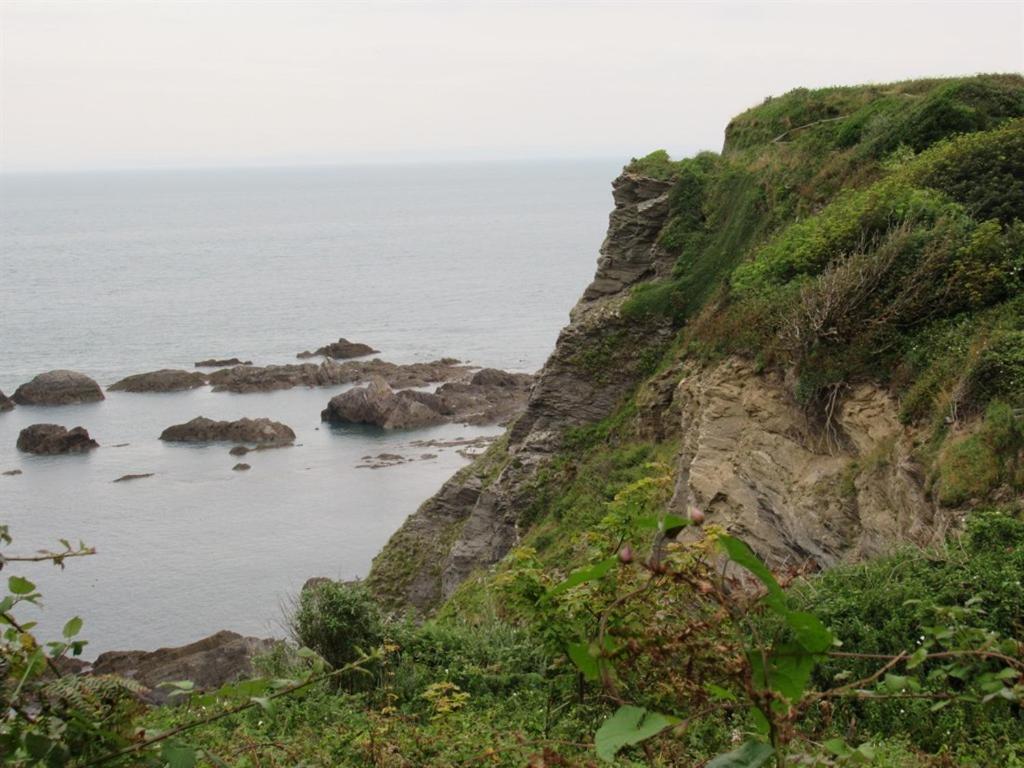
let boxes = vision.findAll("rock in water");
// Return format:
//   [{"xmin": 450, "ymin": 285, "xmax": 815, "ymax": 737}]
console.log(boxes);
[
  {"xmin": 91, "ymin": 630, "xmax": 276, "ymax": 704},
  {"xmin": 17, "ymin": 424, "xmax": 99, "ymax": 454},
  {"xmin": 12, "ymin": 370, "xmax": 104, "ymax": 405},
  {"xmin": 194, "ymin": 358, "xmax": 252, "ymax": 368},
  {"xmin": 159, "ymin": 416, "xmax": 295, "ymax": 444},
  {"xmin": 296, "ymin": 337, "xmax": 379, "ymax": 359},
  {"xmin": 321, "ymin": 377, "xmax": 446, "ymax": 430},
  {"xmin": 113, "ymin": 473, "xmax": 154, "ymax": 483},
  {"xmin": 0, "ymin": 390, "xmax": 13, "ymax": 412},
  {"xmin": 232, "ymin": 463, "xmax": 251, "ymax": 471},
  {"xmin": 109, "ymin": 369, "xmax": 208, "ymax": 393}
]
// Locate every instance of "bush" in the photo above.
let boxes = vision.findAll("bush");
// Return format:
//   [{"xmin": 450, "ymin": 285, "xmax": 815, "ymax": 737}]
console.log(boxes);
[
  {"xmin": 292, "ymin": 581, "xmax": 383, "ymax": 683},
  {"xmin": 935, "ymin": 401, "xmax": 1024, "ymax": 505}
]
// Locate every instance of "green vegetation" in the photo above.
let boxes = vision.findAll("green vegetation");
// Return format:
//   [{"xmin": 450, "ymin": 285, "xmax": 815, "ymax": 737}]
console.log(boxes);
[{"xmin": 5, "ymin": 75, "xmax": 1024, "ymax": 766}]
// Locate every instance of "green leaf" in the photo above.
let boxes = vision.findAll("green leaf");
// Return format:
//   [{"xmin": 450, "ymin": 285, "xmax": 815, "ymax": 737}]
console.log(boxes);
[
  {"xmin": 62, "ymin": 616, "xmax": 83, "ymax": 638},
  {"xmin": 549, "ymin": 557, "xmax": 617, "ymax": 596},
  {"xmin": 823, "ymin": 738, "xmax": 851, "ymax": 757},
  {"xmin": 706, "ymin": 739, "xmax": 774, "ymax": 768},
  {"xmin": 594, "ymin": 705, "xmax": 679, "ymax": 762},
  {"xmin": 705, "ymin": 683, "xmax": 737, "ymax": 701},
  {"xmin": 750, "ymin": 643, "xmax": 815, "ymax": 703},
  {"xmin": 8, "ymin": 576, "xmax": 35, "ymax": 595},
  {"xmin": 161, "ymin": 743, "xmax": 197, "ymax": 768},
  {"xmin": 567, "ymin": 642, "xmax": 599, "ymax": 682},
  {"xmin": 252, "ymin": 695, "xmax": 276, "ymax": 715},
  {"xmin": 718, "ymin": 536, "xmax": 784, "ymax": 610},
  {"xmin": 784, "ymin": 611, "xmax": 832, "ymax": 654},
  {"xmin": 906, "ymin": 647, "xmax": 928, "ymax": 669}
]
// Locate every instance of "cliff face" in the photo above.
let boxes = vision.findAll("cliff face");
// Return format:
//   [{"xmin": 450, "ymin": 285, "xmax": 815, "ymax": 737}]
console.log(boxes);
[
  {"xmin": 367, "ymin": 174, "xmax": 677, "ymax": 611},
  {"xmin": 369, "ymin": 74, "xmax": 1024, "ymax": 613}
]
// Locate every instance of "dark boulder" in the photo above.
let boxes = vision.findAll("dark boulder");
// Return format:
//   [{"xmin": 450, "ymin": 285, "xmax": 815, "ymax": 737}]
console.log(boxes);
[
  {"xmin": 296, "ymin": 338, "xmax": 378, "ymax": 360},
  {"xmin": 17, "ymin": 424, "xmax": 99, "ymax": 454},
  {"xmin": 109, "ymin": 369, "xmax": 208, "ymax": 393},
  {"xmin": 321, "ymin": 378, "xmax": 446, "ymax": 430},
  {"xmin": 160, "ymin": 416, "xmax": 295, "ymax": 445},
  {"xmin": 194, "ymin": 358, "xmax": 252, "ymax": 368},
  {"xmin": 13, "ymin": 370, "xmax": 104, "ymax": 406},
  {"xmin": 0, "ymin": 390, "xmax": 13, "ymax": 412}
]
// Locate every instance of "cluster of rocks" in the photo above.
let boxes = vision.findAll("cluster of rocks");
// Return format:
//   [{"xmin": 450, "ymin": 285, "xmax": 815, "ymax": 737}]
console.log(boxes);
[
  {"xmin": 159, "ymin": 416, "xmax": 295, "ymax": 445},
  {"xmin": 17, "ymin": 424, "xmax": 98, "ymax": 455},
  {"xmin": 296, "ymin": 337, "xmax": 378, "ymax": 359},
  {"xmin": 322, "ymin": 368, "xmax": 533, "ymax": 430}
]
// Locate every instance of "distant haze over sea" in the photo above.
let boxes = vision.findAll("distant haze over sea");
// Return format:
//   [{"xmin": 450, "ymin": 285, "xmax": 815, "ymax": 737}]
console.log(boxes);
[{"xmin": 0, "ymin": 160, "xmax": 619, "ymax": 652}]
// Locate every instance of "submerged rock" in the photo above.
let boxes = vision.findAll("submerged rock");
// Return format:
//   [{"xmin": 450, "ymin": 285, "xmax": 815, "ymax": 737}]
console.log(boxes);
[
  {"xmin": 232, "ymin": 463, "xmax": 251, "ymax": 471},
  {"xmin": 0, "ymin": 390, "xmax": 13, "ymax": 412},
  {"xmin": 3, "ymin": 469, "xmax": 23, "ymax": 476},
  {"xmin": 17, "ymin": 424, "xmax": 99, "ymax": 454},
  {"xmin": 160, "ymin": 416, "xmax": 295, "ymax": 445},
  {"xmin": 109, "ymin": 369, "xmax": 208, "ymax": 393},
  {"xmin": 194, "ymin": 358, "xmax": 252, "ymax": 368},
  {"xmin": 13, "ymin": 370, "xmax": 104, "ymax": 406},
  {"xmin": 91, "ymin": 630, "xmax": 276, "ymax": 704},
  {"xmin": 113, "ymin": 473, "xmax": 154, "ymax": 483},
  {"xmin": 296, "ymin": 337, "xmax": 378, "ymax": 359}
]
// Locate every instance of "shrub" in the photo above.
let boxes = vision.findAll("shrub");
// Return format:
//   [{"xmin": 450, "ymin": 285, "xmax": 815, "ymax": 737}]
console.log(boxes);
[
  {"xmin": 935, "ymin": 401, "xmax": 1024, "ymax": 505},
  {"xmin": 292, "ymin": 581, "xmax": 383, "ymax": 683}
]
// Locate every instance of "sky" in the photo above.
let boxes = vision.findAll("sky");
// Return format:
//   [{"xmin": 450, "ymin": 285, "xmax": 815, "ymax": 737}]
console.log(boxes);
[{"xmin": 1, "ymin": 1, "xmax": 1022, "ymax": 173}]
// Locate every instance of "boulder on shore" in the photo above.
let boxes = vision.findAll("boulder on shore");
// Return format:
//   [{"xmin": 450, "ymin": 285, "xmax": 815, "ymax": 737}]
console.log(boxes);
[
  {"xmin": 91, "ymin": 630, "xmax": 276, "ymax": 704},
  {"xmin": 17, "ymin": 424, "xmax": 99, "ymax": 454},
  {"xmin": 109, "ymin": 369, "xmax": 208, "ymax": 393},
  {"xmin": 160, "ymin": 416, "xmax": 295, "ymax": 445},
  {"xmin": 0, "ymin": 390, "xmax": 13, "ymax": 412},
  {"xmin": 194, "ymin": 358, "xmax": 252, "ymax": 368},
  {"xmin": 297, "ymin": 337, "xmax": 379, "ymax": 360},
  {"xmin": 13, "ymin": 370, "xmax": 104, "ymax": 406}
]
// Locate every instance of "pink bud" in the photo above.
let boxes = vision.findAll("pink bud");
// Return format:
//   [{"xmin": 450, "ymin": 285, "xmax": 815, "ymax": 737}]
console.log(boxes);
[
  {"xmin": 689, "ymin": 507, "xmax": 706, "ymax": 525},
  {"xmin": 618, "ymin": 544, "xmax": 634, "ymax": 564}
]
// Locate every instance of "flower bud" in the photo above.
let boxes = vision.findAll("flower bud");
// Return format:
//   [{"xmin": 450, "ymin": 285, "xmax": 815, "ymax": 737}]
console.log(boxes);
[
  {"xmin": 689, "ymin": 506, "xmax": 706, "ymax": 525},
  {"xmin": 618, "ymin": 544, "xmax": 634, "ymax": 564}
]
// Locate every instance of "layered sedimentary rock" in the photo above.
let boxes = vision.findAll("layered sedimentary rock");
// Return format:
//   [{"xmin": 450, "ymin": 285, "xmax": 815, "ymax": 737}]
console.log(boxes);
[
  {"xmin": 17, "ymin": 424, "xmax": 99, "ymax": 454},
  {"xmin": 159, "ymin": 416, "xmax": 295, "ymax": 445},
  {"xmin": 367, "ymin": 172, "xmax": 678, "ymax": 611},
  {"xmin": 13, "ymin": 370, "xmax": 105, "ymax": 405}
]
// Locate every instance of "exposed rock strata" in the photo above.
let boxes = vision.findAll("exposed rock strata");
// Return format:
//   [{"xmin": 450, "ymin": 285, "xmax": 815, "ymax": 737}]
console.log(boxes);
[
  {"xmin": 367, "ymin": 171, "xmax": 677, "ymax": 611},
  {"xmin": 322, "ymin": 370, "xmax": 533, "ymax": 430},
  {"xmin": 206, "ymin": 358, "xmax": 470, "ymax": 394},
  {"xmin": 13, "ymin": 370, "xmax": 104, "ymax": 406},
  {"xmin": 17, "ymin": 424, "xmax": 99, "ymax": 454},
  {"xmin": 159, "ymin": 417, "xmax": 295, "ymax": 445},
  {"xmin": 297, "ymin": 338, "xmax": 378, "ymax": 359},
  {"xmin": 109, "ymin": 369, "xmax": 208, "ymax": 393},
  {"xmin": 91, "ymin": 630, "xmax": 275, "ymax": 704}
]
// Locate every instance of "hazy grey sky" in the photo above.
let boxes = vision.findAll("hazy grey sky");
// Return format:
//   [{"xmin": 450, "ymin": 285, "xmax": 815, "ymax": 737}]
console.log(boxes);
[{"xmin": 1, "ymin": 1, "xmax": 1022, "ymax": 172}]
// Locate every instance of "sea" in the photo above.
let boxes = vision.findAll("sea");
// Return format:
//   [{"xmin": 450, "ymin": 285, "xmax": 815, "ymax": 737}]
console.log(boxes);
[{"xmin": 0, "ymin": 160, "xmax": 619, "ymax": 654}]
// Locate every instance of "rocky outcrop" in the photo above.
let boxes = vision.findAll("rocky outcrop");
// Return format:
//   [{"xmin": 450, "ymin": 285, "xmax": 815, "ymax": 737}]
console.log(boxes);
[
  {"xmin": 91, "ymin": 630, "xmax": 276, "ymax": 704},
  {"xmin": 368, "ymin": 171, "xmax": 677, "ymax": 611},
  {"xmin": 109, "ymin": 369, "xmax": 208, "ymax": 393},
  {"xmin": 0, "ymin": 391, "xmax": 13, "ymax": 412},
  {"xmin": 159, "ymin": 417, "xmax": 295, "ymax": 445},
  {"xmin": 13, "ymin": 370, "xmax": 104, "ymax": 406},
  {"xmin": 322, "ymin": 371, "xmax": 534, "ymax": 430},
  {"xmin": 297, "ymin": 338, "xmax": 379, "ymax": 359},
  {"xmin": 194, "ymin": 358, "xmax": 252, "ymax": 368},
  {"xmin": 206, "ymin": 358, "xmax": 470, "ymax": 394},
  {"xmin": 667, "ymin": 360, "xmax": 946, "ymax": 567},
  {"xmin": 17, "ymin": 424, "xmax": 99, "ymax": 454}
]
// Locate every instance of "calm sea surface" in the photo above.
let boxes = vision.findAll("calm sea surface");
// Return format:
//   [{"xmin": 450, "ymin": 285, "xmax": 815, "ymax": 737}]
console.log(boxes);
[{"xmin": 0, "ymin": 161, "xmax": 618, "ymax": 653}]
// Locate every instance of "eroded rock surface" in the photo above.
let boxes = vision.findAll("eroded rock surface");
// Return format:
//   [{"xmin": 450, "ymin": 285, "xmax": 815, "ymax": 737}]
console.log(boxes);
[
  {"xmin": 160, "ymin": 417, "xmax": 295, "ymax": 445},
  {"xmin": 91, "ymin": 630, "xmax": 275, "ymax": 704},
  {"xmin": 17, "ymin": 424, "xmax": 99, "ymax": 454},
  {"xmin": 109, "ymin": 369, "xmax": 208, "ymax": 393},
  {"xmin": 367, "ymin": 171, "xmax": 677, "ymax": 611},
  {"xmin": 207, "ymin": 358, "xmax": 471, "ymax": 394},
  {"xmin": 322, "ymin": 371, "xmax": 533, "ymax": 430},
  {"xmin": 297, "ymin": 338, "xmax": 379, "ymax": 359},
  {"xmin": 13, "ymin": 370, "xmax": 104, "ymax": 406}
]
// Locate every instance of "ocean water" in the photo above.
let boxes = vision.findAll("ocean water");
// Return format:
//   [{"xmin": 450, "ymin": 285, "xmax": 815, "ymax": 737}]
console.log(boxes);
[{"xmin": 0, "ymin": 161, "xmax": 619, "ymax": 654}]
